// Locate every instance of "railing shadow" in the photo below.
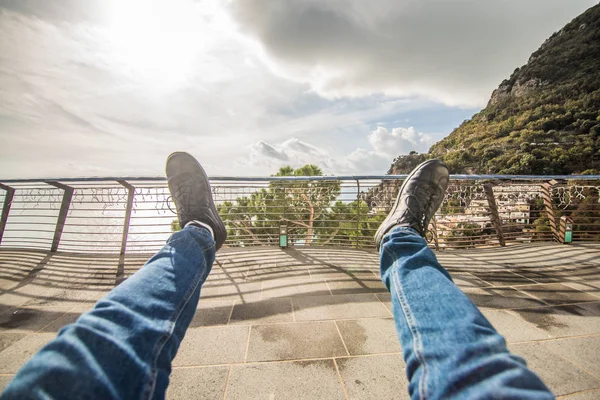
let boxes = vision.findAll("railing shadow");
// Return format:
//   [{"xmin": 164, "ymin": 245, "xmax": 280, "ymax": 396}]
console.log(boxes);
[{"xmin": 1, "ymin": 244, "xmax": 599, "ymax": 334}]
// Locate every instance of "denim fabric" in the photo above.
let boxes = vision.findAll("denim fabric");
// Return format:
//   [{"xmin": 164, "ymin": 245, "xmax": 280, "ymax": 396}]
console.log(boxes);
[
  {"xmin": 1, "ymin": 225, "xmax": 215, "ymax": 400},
  {"xmin": 380, "ymin": 226, "xmax": 554, "ymax": 400},
  {"xmin": 3, "ymin": 225, "xmax": 555, "ymax": 400}
]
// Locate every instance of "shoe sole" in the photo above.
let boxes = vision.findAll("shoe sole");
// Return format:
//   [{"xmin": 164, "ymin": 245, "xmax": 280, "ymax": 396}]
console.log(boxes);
[{"xmin": 374, "ymin": 159, "xmax": 446, "ymax": 249}]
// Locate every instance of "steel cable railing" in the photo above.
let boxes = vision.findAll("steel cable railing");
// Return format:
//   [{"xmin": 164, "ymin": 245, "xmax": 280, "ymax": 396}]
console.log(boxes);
[{"xmin": 1, "ymin": 176, "xmax": 599, "ymax": 253}]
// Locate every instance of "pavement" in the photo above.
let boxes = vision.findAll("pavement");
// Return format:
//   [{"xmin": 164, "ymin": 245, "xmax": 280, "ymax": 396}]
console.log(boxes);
[{"xmin": 1, "ymin": 242, "xmax": 600, "ymax": 399}]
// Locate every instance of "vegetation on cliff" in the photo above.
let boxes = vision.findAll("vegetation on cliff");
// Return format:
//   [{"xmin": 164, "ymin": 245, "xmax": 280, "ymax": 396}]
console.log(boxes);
[{"xmin": 389, "ymin": 4, "xmax": 600, "ymax": 175}]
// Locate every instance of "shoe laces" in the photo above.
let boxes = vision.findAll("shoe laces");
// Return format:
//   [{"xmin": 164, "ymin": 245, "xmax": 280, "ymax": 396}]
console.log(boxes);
[
  {"xmin": 400, "ymin": 186, "xmax": 437, "ymax": 234},
  {"xmin": 172, "ymin": 183, "xmax": 193, "ymax": 220}
]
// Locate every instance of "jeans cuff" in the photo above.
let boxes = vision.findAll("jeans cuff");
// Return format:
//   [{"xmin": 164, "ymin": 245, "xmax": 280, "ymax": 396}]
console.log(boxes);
[
  {"xmin": 387, "ymin": 226, "xmax": 421, "ymax": 237},
  {"xmin": 184, "ymin": 224, "xmax": 214, "ymax": 239}
]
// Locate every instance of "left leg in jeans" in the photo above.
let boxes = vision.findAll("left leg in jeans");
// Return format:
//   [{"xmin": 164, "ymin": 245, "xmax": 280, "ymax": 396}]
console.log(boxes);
[
  {"xmin": 2, "ymin": 225, "xmax": 214, "ymax": 400},
  {"xmin": 2, "ymin": 225, "xmax": 215, "ymax": 399}
]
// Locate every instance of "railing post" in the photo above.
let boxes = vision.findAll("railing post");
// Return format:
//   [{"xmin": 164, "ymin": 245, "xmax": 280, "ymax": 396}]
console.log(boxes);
[
  {"xmin": 47, "ymin": 182, "xmax": 74, "ymax": 252},
  {"xmin": 355, "ymin": 180, "xmax": 361, "ymax": 248},
  {"xmin": 117, "ymin": 180, "xmax": 135, "ymax": 255},
  {"xmin": 484, "ymin": 184, "xmax": 505, "ymax": 246},
  {"xmin": 0, "ymin": 183, "xmax": 15, "ymax": 245},
  {"xmin": 282, "ymin": 183, "xmax": 288, "ymax": 246},
  {"xmin": 541, "ymin": 180, "xmax": 560, "ymax": 242},
  {"xmin": 431, "ymin": 217, "xmax": 440, "ymax": 251}
]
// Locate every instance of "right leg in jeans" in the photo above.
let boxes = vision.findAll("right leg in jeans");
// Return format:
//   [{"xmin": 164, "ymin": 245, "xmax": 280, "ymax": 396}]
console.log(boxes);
[
  {"xmin": 380, "ymin": 227, "xmax": 553, "ymax": 399},
  {"xmin": 375, "ymin": 159, "xmax": 553, "ymax": 399}
]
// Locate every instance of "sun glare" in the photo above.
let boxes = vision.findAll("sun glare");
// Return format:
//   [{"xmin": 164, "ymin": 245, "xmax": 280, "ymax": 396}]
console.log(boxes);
[{"xmin": 106, "ymin": 0, "xmax": 205, "ymax": 87}]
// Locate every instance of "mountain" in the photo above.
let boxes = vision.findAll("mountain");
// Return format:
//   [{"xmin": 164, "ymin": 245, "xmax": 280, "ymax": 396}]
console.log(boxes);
[{"xmin": 389, "ymin": 4, "xmax": 600, "ymax": 175}]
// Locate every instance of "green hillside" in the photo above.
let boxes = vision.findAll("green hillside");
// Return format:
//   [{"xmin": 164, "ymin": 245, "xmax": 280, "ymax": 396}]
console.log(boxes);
[{"xmin": 390, "ymin": 4, "xmax": 600, "ymax": 175}]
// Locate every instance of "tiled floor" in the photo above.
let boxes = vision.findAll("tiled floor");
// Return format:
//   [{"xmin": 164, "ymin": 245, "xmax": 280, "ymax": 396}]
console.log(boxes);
[{"xmin": 1, "ymin": 243, "xmax": 600, "ymax": 399}]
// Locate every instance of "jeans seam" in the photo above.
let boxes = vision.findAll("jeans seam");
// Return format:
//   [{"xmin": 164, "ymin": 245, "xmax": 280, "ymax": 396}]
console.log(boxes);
[
  {"xmin": 392, "ymin": 266, "xmax": 429, "ymax": 400},
  {"xmin": 144, "ymin": 242, "xmax": 215, "ymax": 399}
]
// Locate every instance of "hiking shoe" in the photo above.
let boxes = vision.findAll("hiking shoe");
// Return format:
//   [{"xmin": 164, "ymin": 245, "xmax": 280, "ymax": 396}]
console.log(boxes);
[
  {"xmin": 166, "ymin": 152, "xmax": 227, "ymax": 251},
  {"xmin": 374, "ymin": 159, "xmax": 449, "ymax": 249}
]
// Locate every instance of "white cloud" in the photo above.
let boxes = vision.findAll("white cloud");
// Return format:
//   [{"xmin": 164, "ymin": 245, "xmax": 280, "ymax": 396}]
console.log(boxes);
[
  {"xmin": 252, "ymin": 141, "xmax": 289, "ymax": 161},
  {"xmin": 241, "ymin": 126, "xmax": 432, "ymax": 175},
  {"xmin": 368, "ymin": 126, "xmax": 433, "ymax": 158},
  {"xmin": 230, "ymin": 0, "xmax": 597, "ymax": 107}
]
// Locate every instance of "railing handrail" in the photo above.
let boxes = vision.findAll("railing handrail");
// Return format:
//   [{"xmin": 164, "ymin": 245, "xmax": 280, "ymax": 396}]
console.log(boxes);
[
  {"xmin": 2, "ymin": 174, "xmax": 600, "ymax": 184},
  {"xmin": 2, "ymin": 175, "xmax": 599, "ymax": 252}
]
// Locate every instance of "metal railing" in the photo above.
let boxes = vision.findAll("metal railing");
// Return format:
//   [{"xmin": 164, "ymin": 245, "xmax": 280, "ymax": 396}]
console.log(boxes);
[{"xmin": 1, "ymin": 175, "xmax": 599, "ymax": 253}]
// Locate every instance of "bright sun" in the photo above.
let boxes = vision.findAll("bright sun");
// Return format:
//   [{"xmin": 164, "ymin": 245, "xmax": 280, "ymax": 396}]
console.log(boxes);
[{"xmin": 105, "ymin": 0, "xmax": 206, "ymax": 87}]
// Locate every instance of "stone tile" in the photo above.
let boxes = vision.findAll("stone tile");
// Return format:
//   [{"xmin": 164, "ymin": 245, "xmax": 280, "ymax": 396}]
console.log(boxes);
[
  {"xmin": 299, "ymin": 248, "xmax": 378, "ymax": 268},
  {"xmin": 471, "ymin": 271, "xmax": 537, "ymax": 287},
  {"xmin": 293, "ymin": 294, "xmax": 390, "ymax": 322},
  {"xmin": 325, "ymin": 272, "xmax": 388, "ymax": 295},
  {"xmin": 38, "ymin": 304, "xmax": 94, "ymax": 333},
  {"xmin": 0, "ymin": 333, "xmax": 26, "ymax": 352},
  {"xmin": 229, "ymin": 298, "xmax": 293, "ymax": 325},
  {"xmin": 543, "ymin": 336, "xmax": 600, "ymax": 379},
  {"xmin": 580, "ymin": 302, "xmax": 600, "ymax": 315},
  {"xmin": 518, "ymin": 284, "xmax": 600, "ymax": 306},
  {"xmin": 513, "ymin": 303, "xmax": 600, "ymax": 338},
  {"xmin": 336, "ymin": 318, "xmax": 401, "ymax": 355},
  {"xmin": 0, "ymin": 375, "xmax": 14, "ymax": 392},
  {"xmin": 199, "ymin": 280, "xmax": 262, "ymax": 302},
  {"xmin": 66, "ymin": 290, "xmax": 111, "ymax": 304},
  {"xmin": 481, "ymin": 309, "xmax": 551, "ymax": 343},
  {"xmin": 167, "ymin": 366, "xmax": 229, "ymax": 400},
  {"xmin": 579, "ymin": 279, "xmax": 600, "ymax": 290},
  {"xmin": 563, "ymin": 281, "xmax": 600, "ymax": 299},
  {"xmin": 226, "ymin": 359, "xmax": 346, "ymax": 400},
  {"xmin": 308, "ymin": 266, "xmax": 379, "ymax": 280},
  {"xmin": 558, "ymin": 389, "xmax": 600, "ymax": 399},
  {"xmin": 189, "ymin": 300, "xmax": 234, "ymax": 327},
  {"xmin": 509, "ymin": 342, "xmax": 600, "ymax": 396},
  {"xmin": 513, "ymin": 269, "xmax": 565, "ymax": 284},
  {"xmin": 450, "ymin": 273, "xmax": 490, "ymax": 288},
  {"xmin": 0, "ymin": 305, "xmax": 73, "ymax": 333},
  {"xmin": 375, "ymin": 293, "xmax": 393, "ymax": 314},
  {"xmin": 463, "ymin": 287, "xmax": 547, "ymax": 310},
  {"xmin": 207, "ymin": 267, "xmax": 250, "ymax": 283},
  {"xmin": 0, "ymin": 292, "xmax": 39, "ymax": 311},
  {"xmin": 261, "ymin": 276, "xmax": 330, "ymax": 299},
  {"xmin": 245, "ymin": 265, "xmax": 310, "ymax": 282},
  {"xmin": 573, "ymin": 267, "xmax": 600, "ymax": 282},
  {"xmin": 246, "ymin": 321, "xmax": 347, "ymax": 362},
  {"xmin": 336, "ymin": 355, "xmax": 409, "ymax": 400},
  {"xmin": 0, "ymin": 333, "xmax": 56, "ymax": 373},
  {"xmin": 173, "ymin": 326, "xmax": 249, "ymax": 366}
]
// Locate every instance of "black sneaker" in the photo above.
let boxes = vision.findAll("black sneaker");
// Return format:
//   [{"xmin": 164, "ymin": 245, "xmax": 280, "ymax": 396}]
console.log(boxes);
[
  {"xmin": 374, "ymin": 159, "xmax": 449, "ymax": 249},
  {"xmin": 166, "ymin": 152, "xmax": 227, "ymax": 251}
]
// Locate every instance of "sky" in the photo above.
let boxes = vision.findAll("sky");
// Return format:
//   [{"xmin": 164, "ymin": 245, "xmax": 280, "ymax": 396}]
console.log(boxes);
[{"xmin": 0, "ymin": 0, "xmax": 597, "ymax": 179}]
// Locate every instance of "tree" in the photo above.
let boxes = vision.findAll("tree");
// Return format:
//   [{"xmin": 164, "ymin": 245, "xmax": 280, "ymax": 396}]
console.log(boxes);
[
  {"xmin": 210, "ymin": 165, "xmax": 386, "ymax": 247},
  {"xmin": 214, "ymin": 165, "xmax": 341, "ymax": 246}
]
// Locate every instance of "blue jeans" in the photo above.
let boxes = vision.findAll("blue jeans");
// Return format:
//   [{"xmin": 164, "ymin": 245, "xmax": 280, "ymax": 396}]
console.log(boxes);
[
  {"xmin": 2, "ymin": 226, "xmax": 215, "ymax": 399},
  {"xmin": 380, "ymin": 227, "xmax": 553, "ymax": 399},
  {"xmin": 2, "ymin": 226, "xmax": 554, "ymax": 399}
]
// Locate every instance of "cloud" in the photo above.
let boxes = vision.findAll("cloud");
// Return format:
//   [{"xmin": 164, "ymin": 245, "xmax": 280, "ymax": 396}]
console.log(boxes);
[
  {"xmin": 244, "ymin": 138, "xmax": 328, "ymax": 171},
  {"xmin": 368, "ymin": 126, "xmax": 433, "ymax": 158},
  {"xmin": 230, "ymin": 0, "xmax": 597, "ymax": 107},
  {"xmin": 252, "ymin": 141, "xmax": 289, "ymax": 161},
  {"xmin": 242, "ymin": 126, "xmax": 432, "ymax": 175}
]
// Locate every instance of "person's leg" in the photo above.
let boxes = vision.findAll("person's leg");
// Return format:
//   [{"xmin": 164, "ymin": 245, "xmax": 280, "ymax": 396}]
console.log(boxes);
[
  {"xmin": 375, "ymin": 159, "xmax": 553, "ymax": 399},
  {"xmin": 380, "ymin": 227, "xmax": 553, "ymax": 399},
  {"xmin": 2, "ymin": 225, "xmax": 215, "ymax": 400},
  {"xmin": 2, "ymin": 152, "xmax": 228, "ymax": 400}
]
